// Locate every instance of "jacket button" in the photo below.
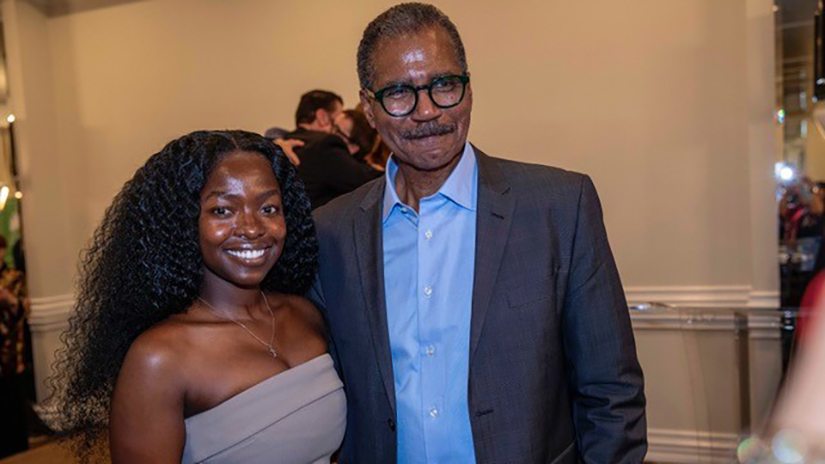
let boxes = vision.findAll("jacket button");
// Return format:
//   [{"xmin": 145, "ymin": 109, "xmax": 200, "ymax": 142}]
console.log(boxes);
[{"xmin": 387, "ymin": 419, "xmax": 396, "ymax": 431}]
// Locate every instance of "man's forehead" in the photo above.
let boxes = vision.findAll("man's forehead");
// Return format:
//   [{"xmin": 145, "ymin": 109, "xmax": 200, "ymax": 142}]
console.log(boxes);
[{"xmin": 371, "ymin": 28, "xmax": 462, "ymax": 87}]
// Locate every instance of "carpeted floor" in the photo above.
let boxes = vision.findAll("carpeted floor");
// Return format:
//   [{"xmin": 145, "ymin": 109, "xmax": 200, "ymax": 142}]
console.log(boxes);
[{"xmin": 0, "ymin": 442, "xmax": 75, "ymax": 464}]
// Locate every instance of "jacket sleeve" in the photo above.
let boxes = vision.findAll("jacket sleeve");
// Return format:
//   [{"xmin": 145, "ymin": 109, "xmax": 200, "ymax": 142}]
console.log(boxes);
[
  {"xmin": 561, "ymin": 175, "xmax": 647, "ymax": 463},
  {"xmin": 308, "ymin": 271, "xmax": 346, "ymax": 384}
]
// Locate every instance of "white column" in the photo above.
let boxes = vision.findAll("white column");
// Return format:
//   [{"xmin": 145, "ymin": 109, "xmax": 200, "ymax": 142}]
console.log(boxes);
[
  {"xmin": 746, "ymin": 0, "xmax": 784, "ymax": 431},
  {"xmin": 746, "ymin": 0, "xmax": 781, "ymax": 309}
]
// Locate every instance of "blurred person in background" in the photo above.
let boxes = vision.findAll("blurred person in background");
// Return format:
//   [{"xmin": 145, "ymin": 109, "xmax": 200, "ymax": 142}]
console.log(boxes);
[
  {"xmin": 264, "ymin": 126, "xmax": 304, "ymax": 167},
  {"xmin": 0, "ymin": 234, "xmax": 29, "ymax": 458},
  {"xmin": 780, "ymin": 178, "xmax": 825, "ymax": 309},
  {"xmin": 741, "ymin": 295, "xmax": 825, "ymax": 462},
  {"xmin": 287, "ymin": 90, "xmax": 379, "ymax": 209},
  {"xmin": 333, "ymin": 109, "xmax": 388, "ymax": 172},
  {"xmin": 793, "ymin": 182, "xmax": 825, "ymax": 345}
]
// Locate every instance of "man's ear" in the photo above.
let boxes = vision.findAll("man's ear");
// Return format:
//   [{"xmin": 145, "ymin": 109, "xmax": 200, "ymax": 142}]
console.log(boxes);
[{"xmin": 360, "ymin": 90, "xmax": 377, "ymax": 129}]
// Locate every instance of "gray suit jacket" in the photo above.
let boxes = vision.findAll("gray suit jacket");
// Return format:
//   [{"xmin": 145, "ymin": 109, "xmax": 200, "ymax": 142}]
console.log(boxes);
[{"xmin": 311, "ymin": 148, "xmax": 646, "ymax": 463}]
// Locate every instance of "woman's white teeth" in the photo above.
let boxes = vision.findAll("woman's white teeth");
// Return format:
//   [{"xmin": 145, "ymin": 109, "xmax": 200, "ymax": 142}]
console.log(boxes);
[{"xmin": 227, "ymin": 249, "xmax": 266, "ymax": 259}]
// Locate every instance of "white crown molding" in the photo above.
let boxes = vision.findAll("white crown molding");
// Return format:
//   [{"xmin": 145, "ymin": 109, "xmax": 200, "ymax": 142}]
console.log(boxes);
[
  {"xmin": 647, "ymin": 428, "xmax": 740, "ymax": 463},
  {"xmin": 28, "ymin": 294, "xmax": 74, "ymax": 334}
]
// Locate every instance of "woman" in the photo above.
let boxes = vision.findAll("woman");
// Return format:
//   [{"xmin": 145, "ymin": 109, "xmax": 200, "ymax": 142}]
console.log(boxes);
[
  {"xmin": 334, "ymin": 109, "xmax": 390, "ymax": 172},
  {"xmin": 51, "ymin": 130, "xmax": 345, "ymax": 463}
]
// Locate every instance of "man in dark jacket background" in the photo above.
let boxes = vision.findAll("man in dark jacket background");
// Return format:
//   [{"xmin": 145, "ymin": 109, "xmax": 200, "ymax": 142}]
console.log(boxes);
[{"xmin": 287, "ymin": 90, "xmax": 378, "ymax": 209}]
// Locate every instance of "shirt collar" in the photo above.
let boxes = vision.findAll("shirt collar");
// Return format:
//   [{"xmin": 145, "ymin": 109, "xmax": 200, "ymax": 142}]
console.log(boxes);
[{"xmin": 382, "ymin": 142, "xmax": 477, "ymax": 223}]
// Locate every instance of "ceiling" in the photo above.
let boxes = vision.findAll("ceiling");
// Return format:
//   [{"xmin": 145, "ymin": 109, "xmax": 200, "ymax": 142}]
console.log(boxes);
[{"xmin": 22, "ymin": 0, "xmax": 144, "ymax": 17}]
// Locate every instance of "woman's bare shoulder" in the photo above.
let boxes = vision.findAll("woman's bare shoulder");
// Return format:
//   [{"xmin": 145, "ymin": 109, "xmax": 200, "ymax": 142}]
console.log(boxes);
[{"xmin": 118, "ymin": 319, "xmax": 197, "ymax": 388}]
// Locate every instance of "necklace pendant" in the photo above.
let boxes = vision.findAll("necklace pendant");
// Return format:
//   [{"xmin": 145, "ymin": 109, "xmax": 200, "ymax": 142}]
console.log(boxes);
[{"xmin": 268, "ymin": 347, "xmax": 278, "ymax": 359}]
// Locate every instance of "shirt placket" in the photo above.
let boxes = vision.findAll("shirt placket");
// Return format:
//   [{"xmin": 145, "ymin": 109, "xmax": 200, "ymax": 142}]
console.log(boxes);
[{"xmin": 418, "ymin": 197, "xmax": 446, "ymax": 463}]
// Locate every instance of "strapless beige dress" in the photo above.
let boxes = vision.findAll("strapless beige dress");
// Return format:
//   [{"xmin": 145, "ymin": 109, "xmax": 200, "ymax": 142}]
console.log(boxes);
[{"xmin": 181, "ymin": 354, "xmax": 346, "ymax": 464}]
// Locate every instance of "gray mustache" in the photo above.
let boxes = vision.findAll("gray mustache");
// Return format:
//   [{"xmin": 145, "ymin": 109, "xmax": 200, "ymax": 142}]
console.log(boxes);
[{"xmin": 401, "ymin": 123, "xmax": 456, "ymax": 140}]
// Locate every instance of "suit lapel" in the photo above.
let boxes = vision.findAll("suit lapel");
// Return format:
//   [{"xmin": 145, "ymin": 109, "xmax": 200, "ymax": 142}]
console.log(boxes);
[
  {"xmin": 353, "ymin": 179, "xmax": 396, "ymax": 413},
  {"xmin": 470, "ymin": 149, "xmax": 515, "ymax": 364}
]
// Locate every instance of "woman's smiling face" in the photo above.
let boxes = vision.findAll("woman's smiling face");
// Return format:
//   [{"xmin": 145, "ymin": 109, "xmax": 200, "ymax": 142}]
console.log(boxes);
[{"xmin": 199, "ymin": 150, "xmax": 286, "ymax": 289}]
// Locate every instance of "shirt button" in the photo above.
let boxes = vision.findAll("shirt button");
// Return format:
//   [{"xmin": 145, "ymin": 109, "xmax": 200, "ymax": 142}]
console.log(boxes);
[
  {"xmin": 424, "ymin": 286, "xmax": 433, "ymax": 297},
  {"xmin": 429, "ymin": 407, "xmax": 439, "ymax": 418},
  {"xmin": 425, "ymin": 345, "xmax": 435, "ymax": 357},
  {"xmin": 425, "ymin": 230, "xmax": 433, "ymax": 240}
]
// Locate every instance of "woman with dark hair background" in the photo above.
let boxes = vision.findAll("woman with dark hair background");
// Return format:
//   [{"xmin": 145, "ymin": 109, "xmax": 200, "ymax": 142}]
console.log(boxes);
[
  {"xmin": 50, "ymin": 130, "xmax": 345, "ymax": 463},
  {"xmin": 334, "ymin": 109, "xmax": 390, "ymax": 172}
]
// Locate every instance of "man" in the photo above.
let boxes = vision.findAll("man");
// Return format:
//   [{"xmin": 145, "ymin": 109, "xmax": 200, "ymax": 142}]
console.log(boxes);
[
  {"xmin": 311, "ymin": 3, "xmax": 646, "ymax": 463},
  {"xmin": 287, "ymin": 90, "xmax": 378, "ymax": 209}
]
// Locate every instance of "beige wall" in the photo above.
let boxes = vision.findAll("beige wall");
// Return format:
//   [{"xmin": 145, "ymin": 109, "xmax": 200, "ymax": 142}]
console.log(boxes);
[{"xmin": 23, "ymin": 0, "xmax": 773, "ymax": 291}]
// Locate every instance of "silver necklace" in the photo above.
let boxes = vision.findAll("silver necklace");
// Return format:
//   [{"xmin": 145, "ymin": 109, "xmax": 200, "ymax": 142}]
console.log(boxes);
[{"xmin": 198, "ymin": 291, "xmax": 278, "ymax": 360}]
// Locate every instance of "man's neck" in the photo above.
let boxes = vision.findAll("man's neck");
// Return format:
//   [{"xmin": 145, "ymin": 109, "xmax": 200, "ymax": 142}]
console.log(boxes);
[{"xmin": 394, "ymin": 150, "xmax": 463, "ymax": 212}]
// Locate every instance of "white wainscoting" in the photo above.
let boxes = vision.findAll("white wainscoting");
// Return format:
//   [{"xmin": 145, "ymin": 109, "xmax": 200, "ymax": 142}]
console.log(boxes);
[
  {"xmin": 28, "ymin": 294, "xmax": 74, "ymax": 402},
  {"xmin": 627, "ymin": 286, "xmax": 783, "ymax": 463},
  {"xmin": 28, "ymin": 294, "xmax": 74, "ymax": 334},
  {"xmin": 646, "ymin": 429, "xmax": 741, "ymax": 463}
]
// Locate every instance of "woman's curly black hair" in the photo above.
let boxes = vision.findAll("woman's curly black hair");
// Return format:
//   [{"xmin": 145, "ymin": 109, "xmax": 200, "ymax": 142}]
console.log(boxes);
[{"xmin": 49, "ymin": 130, "xmax": 318, "ymax": 461}]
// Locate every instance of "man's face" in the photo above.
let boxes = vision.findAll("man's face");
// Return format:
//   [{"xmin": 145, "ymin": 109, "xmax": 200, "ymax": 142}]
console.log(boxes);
[
  {"xmin": 320, "ymin": 101, "xmax": 344, "ymax": 133},
  {"xmin": 361, "ymin": 27, "xmax": 472, "ymax": 172},
  {"xmin": 334, "ymin": 113, "xmax": 360, "ymax": 155}
]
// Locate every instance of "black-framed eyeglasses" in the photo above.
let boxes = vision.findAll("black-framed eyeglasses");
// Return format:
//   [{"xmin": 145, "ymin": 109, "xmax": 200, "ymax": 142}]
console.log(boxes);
[{"xmin": 366, "ymin": 74, "xmax": 470, "ymax": 117}]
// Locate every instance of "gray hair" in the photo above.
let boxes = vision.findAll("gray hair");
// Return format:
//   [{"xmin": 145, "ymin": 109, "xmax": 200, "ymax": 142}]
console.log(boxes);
[{"xmin": 357, "ymin": 3, "xmax": 468, "ymax": 90}]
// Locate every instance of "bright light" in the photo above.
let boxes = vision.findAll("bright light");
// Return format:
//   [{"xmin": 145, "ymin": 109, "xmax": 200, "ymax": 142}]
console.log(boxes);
[
  {"xmin": 6, "ymin": 114, "xmax": 15, "ymax": 124},
  {"xmin": 0, "ymin": 186, "xmax": 9, "ymax": 211},
  {"xmin": 777, "ymin": 109, "xmax": 786, "ymax": 124},
  {"xmin": 13, "ymin": 191, "xmax": 22, "ymax": 200},
  {"xmin": 776, "ymin": 162, "xmax": 796, "ymax": 181}
]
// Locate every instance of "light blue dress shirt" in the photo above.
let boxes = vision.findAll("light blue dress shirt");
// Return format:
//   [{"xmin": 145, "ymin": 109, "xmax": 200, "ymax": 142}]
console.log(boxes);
[{"xmin": 382, "ymin": 142, "xmax": 478, "ymax": 464}]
